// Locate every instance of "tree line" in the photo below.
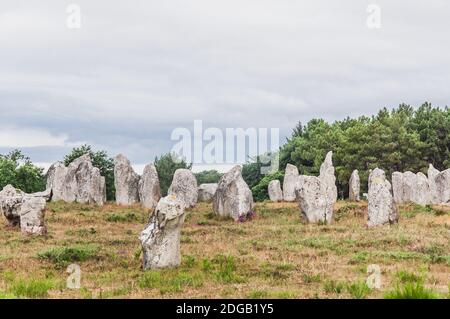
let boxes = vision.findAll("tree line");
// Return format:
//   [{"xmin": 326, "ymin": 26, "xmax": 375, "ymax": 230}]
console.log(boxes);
[{"xmin": 1, "ymin": 102, "xmax": 449, "ymax": 202}]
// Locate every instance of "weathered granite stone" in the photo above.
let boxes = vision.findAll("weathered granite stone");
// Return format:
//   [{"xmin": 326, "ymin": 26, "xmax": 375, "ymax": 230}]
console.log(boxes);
[
  {"xmin": 295, "ymin": 175, "xmax": 333, "ymax": 223},
  {"xmin": 168, "ymin": 169, "xmax": 198, "ymax": 208},
  {"xmin": 283, "ymin": 164, "xmax": 299, "ymax": 202},
  {"xmin": 392, "ymin": 171, "xmax": 431, "ymax": 205},
  {"xmin": 367, "ymin": 168, "xmax": 398, "ymax": 227},
  {"xmin": 138, "ymin": 164, "xmax": 161, "ymax": 209},
  {"xmin": 428, "ymin": 164, "xmax": 440, "ymax": 204},
  {"xmin": 319, "ymin": 151, "xmax": 338, "ymax": 204},
  {"xmin": 140, "ymin": 195, "xmax": 186, "ymax": 270},
  {"xmin": 0, "ymin": 185, "xmax": 50, "ymax": 235},
  {"xmin": 349, "ymin": 169, "xmax": 360, "ymax": 201},
  {"xmin": 435, "ymin": 169, "xmax": 450, "ymax": 204},
  {"xmin": 268, "ymin": 180, "xmax": 283, "ymax": 202},
  {"xmin": 46, "ymin": 155, "xmax": 106, "ymax": 205},
  {"xmin": 294, "ymin": 152, "xmax": 337, "ymax": 224},
  {"xmin": 45, "ymin": 162, "xmax": 67, "ymax": 201},
  {"xmin": 64, "ymin": 155, "xmax": 106, "ymax": 205},
  {"xmin": 392, "ymin": 172, "xmax": 404, "ymax": 204},
  {"xmin": 114, "ymin": 154, "xmax": 140, "ymax": 205},
  {"xmin": 197, "ymin": 183, "xmax": 218, "ymax": 203},
  {"xmin": 213, "ymin": 165, "xmax": 254, "ymax": 221}
]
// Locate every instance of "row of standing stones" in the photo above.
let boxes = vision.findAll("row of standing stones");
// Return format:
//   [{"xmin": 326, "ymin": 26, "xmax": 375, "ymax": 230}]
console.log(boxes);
[{"xmin": 0, "ymin": 151, "xmax": 449, "ymax": 269}]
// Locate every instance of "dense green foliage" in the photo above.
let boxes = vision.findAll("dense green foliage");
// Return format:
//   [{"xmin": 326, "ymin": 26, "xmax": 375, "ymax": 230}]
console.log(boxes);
[
  {"xmin": 64, "ymin": 145, "xmax": 116, "ymax": 201},
  {"xmin": 246, "ymin": 103, "xmax": 450, "ymax": 199},
  {"xmin": 195, "ymin": 170, "xmax": 222, "ymax": 184},
  {"xmin": 154, "ymin": 153, "xmax": 192, "ymax": 196},
  {"xmin": 0, "ymin": 150, "xmax": 45, "ymax": 193}
]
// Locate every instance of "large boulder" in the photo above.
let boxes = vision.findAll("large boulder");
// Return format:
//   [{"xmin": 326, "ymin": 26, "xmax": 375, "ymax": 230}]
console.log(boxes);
[
  {"xmin": 428, "ymin": 164, "xmax": 441, "ymax": 204},
  {"xmin": 348, "ymin": 169, "xmax": 360, "ymax": 201},
  {"xmin": 198, "ymin": 183, "xmax": 218, "ymax": 203},
  {"xmin": 435, "ymin": 169, "xmax": 450, "ymax": 204},
  {"xmin": 168, "ymin": 169, "xmax": 198, "ymax": 208},
  {"xmin": 0, "ymin": 185, "xmax": 50, "ymax": 235},
  {"xmin": 138, "ymin": 164, "xmax": 161, "ymax": 209},
  {"xmin": 213, "ymin": 165, "xmax": 254, "ymax": 221},
  {"xmin": 268, "ymin": 180, "xmax": 283, "ymax": 202},
  {"xmin": 367, "ymin": 168, "xmax": 398, "ymax": 227},
  {"xmin": 114, "ymin": 154, "xmax": 140, "ymax": 205},
  {"xmin": 140, "ymin": 195, "xmax": 186, "ymax": 270},
  {"xmin": 283, "ymin": 164, "xmax": 299, "ymax": 202}
]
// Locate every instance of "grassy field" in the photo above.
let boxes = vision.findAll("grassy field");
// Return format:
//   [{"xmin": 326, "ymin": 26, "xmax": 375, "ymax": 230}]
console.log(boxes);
[{"xmin": 0, "ymin": 200, "xmax": 449, "ymax": 299}]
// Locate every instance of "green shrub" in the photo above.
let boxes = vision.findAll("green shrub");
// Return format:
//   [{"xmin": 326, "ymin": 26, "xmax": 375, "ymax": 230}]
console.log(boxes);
[
  {"xmin": 324, "ymin": 280, "xmax": 345, "ymax": 294},
  {"xmin": 384, "ymin": 282, "xmax": 438, "ymax": 299},
  {"xmin": 105, "ymin": 212, "xmax": 137, "ymax": 222},
  {"xmin": 38, "ymin": 245, "xmax": 101, "ymax": 267},
  {"xmin": 346, "ymin": 280, "xmax": 371, "ymax": 299},
  {"xmin": 10, "ymin": 279, "xmax": 54, "ymax": 298}
]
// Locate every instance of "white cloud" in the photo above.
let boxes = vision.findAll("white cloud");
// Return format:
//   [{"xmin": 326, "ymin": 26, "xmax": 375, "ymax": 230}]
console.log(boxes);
[{"xmin": 0, "ymin": 127, "xmax": 83, "ymax": 148}]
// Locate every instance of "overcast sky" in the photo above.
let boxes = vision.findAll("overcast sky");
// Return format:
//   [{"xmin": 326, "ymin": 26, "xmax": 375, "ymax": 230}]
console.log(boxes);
[{"xmin": 1, "ymin": 1, "xmax": 449, "ymax": 172}]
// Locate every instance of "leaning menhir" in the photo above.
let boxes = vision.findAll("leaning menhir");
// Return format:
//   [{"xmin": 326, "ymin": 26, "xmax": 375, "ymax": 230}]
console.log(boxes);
[
  {"xmin": 140, "ymin": 195, "xmax": 186, "ymax": 270},
  {"xmin": 368, "ymin": 168, "xmax": 398, "ymax": 227},
  {"xmin": 213, "ymin": 165, "xmax": 254, "ymax": 221}
]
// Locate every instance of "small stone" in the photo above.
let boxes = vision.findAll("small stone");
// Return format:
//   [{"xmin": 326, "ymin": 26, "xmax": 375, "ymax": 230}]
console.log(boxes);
[
  {"xmin": 268, "ymin": 180, "xmax": 283, "ymax": 202},
  {"xmin": 197, "ymin": 183, "xmax": 218, "ymax": 203},
  {"xmin": 138, "ymin": 164, "xmax": 161, "ymax": 209},
  {"xmin": 283, "ymin": 164, "xmax": 299, "ymax": 202},
  {"xmin": 348, "ymin": 170, "xmax": 360, "ymax": 201}
]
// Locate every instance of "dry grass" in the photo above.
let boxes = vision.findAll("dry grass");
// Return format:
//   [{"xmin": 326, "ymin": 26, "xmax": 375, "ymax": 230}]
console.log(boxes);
[{"xmin": 0, "ymin": 200, "xmax": 449, "ymax": 299}]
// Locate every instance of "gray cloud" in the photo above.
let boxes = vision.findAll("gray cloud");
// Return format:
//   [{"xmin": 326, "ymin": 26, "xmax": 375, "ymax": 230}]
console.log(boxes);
[{"xmin": 0, "ymin": 0, "xmax": 449, "ymax": 167}]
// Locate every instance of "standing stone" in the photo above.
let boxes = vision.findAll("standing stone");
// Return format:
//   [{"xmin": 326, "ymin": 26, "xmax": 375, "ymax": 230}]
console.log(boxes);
[
  {"xmin": 46, "ymin": 162, "xmax": 67, "ymax": 201},
  {"xmin": 64, "ymin": 155, "xmax": 106, "ymax": 205},
  {"xmin": 294, "ymin": 152, "xmax": 337, "ymax": 224},
  {"xmin": 367, "ymin": 168, "xmax": 398, "ymax": 227},
  {"xmin": 349, "ymin": 170, "xmax": 360, "ymax": 201},
  {"xmin": 392, "ymin": 172, "xmax": 404, "ymax": 204},
  {"xmin": 296, "ymin": 175, "xmax": 333, "ymax": 223},
  {"xmin": 0, "ymin": 185, "xmax": 50, "ymax": 235},
  {"xmin": 198, "ymin": 183, "xmax": 218, "ymax": 203},
  {"xmin": 268, "ymin": 180, "xmax": 283, "ymax": 202},
  {"xmin": 114, "ymin": 154, "xmax": 140, "ymax": 205},
  {"xmin": 283, "ymin": 164, "xmax": 299, "ymax": 202},
  {"xmin": 428, "ymin": 164, "xmax": 440, "ymax": 204},
  {"xmin": 138, "ymin": 164, "xmax": 161, "ymax": 209},
  {"xmin": 213, "ymin": 165, "xmax": 254, "ymax": 221},
  {"xmin": 435, "ymin": 169, "xmax": 450, "ymax": 204},
  {"xmin": 319, "ymin": 151, "xmax": 338, "ymax": 204},
  {"xmin": 140, "ymin": 195, "xmax": 186, "ymax": 270},
  {"xmin": 168, "ymin": 169, "xmax": 198, "ymax": 208},
  {"xmin": 415, "ymin": 172, "xmax": 431, "ymax": 206}
]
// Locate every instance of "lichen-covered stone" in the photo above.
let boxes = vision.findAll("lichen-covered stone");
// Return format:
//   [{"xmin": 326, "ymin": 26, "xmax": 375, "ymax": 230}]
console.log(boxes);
[{"xmin": 348, "ymin": 170, "xmax": 360, "ymax": 201}]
